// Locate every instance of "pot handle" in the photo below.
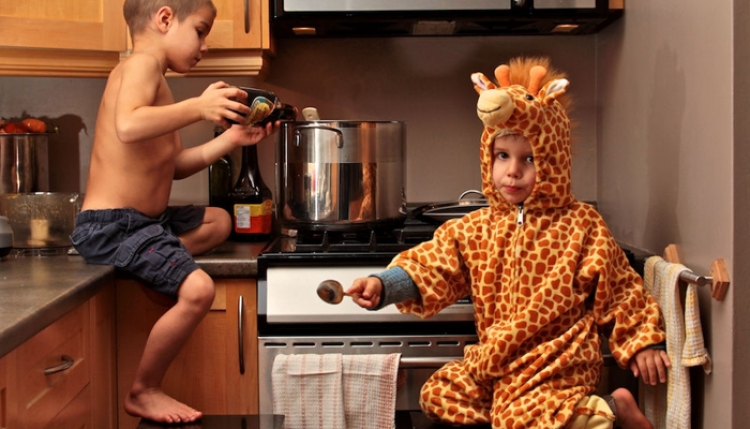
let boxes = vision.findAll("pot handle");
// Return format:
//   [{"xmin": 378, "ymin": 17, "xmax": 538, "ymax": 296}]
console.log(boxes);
[{"xmin": 293, "ymin": 125, "xmax": 344, "ymax": 148}]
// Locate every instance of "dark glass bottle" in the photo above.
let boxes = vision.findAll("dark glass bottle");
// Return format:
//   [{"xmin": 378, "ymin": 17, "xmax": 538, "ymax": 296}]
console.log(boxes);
[
  {"xmin": 208, "ymin": 155, "xmax": 232, "ymax": 207},
  {"xmin": 208, "ymin": 127, "xmax": 233, "ymax": 207},
  {"xmin": 226, "ymin": 144, "xmax": 273, "ymax": 241}
]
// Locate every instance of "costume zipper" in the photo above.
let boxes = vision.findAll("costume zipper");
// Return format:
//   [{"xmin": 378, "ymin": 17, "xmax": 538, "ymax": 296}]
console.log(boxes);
[
  {"xmin": 513, "ymin": 203, "xmax": 525, "ymax": 305},
  {"xmin": 514, "ymin": 204, "xmax": 524, "ymax": 263}
]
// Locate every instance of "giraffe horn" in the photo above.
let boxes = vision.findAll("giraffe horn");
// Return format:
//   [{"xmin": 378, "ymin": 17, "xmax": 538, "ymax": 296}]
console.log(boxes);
[
  {"xmin": 527, "ymin": 66, "xmax": 547, "ymax": 95},
  {"xmin": 495, "ymin": 65, "xmax": 511, "ymax": 88}
]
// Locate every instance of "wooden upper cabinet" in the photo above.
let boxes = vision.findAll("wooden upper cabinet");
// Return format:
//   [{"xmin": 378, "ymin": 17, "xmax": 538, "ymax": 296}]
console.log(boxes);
[
  {"xmin": 0, "ymin": 0, "xmax": 127, "ymax": 77},
  {"xmin": 182, "ymin": 0, "xmax": 271, "ymax": 77},
  {"xmin": 0, "ymin": 0, "xmax": 271, "ymax": 78}
]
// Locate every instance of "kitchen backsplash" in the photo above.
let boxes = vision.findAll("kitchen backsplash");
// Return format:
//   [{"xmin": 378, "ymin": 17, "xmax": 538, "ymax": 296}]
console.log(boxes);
[{"xmin": 0, "ymin": 35, "xmax": 598, "ymax": 205}]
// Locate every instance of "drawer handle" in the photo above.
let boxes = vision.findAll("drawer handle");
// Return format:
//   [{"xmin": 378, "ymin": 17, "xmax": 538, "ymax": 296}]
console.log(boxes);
[
  {"xmin": 238, "ymin": 295, "xmax": 245, "ymax": 375},
  {"xmin": 44, "ymin": 354, "xmax": 74, "ymax": 375}
]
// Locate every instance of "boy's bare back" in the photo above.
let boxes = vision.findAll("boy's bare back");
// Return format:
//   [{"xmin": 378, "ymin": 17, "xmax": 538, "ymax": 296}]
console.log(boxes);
[{"xmin": 83, "ymin": 54, "xmax": 180, "ymax": 218}]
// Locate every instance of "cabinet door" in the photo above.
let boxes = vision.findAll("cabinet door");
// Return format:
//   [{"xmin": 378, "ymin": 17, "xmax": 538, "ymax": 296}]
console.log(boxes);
[
  {"xmin": 0, "ymin": 352, "xmax": 11, "ymax": 429},
  {"xmin": 185, "ymin": 0, "xmax": 271, "ymax": 77},
  {"xmin": 10, "ymin": 302, "xmax": 91, "ymax": 428},
  {"xmin": 207, "ymin": 0, "xmax": 268, "ymax": 50},
  {"xmin": 0, "ymin": 0, "xmax": 126, "ymax": 77},
  {"xmin": 117, "ymin": 278, "xmax": 258, "ymax": 429},
  {"xmin": 90, "ymin": 284, "xmax": 118, "ymax": 429}
]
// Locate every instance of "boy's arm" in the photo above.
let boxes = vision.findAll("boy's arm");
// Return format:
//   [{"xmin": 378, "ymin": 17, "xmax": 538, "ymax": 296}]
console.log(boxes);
[
  {"xmin": 172, "ymin": 122, "xmax": 277, "ymax": 180},
  {"xmin": 114, "ymin": 54, "xmax": 251, "ymax": 143}
]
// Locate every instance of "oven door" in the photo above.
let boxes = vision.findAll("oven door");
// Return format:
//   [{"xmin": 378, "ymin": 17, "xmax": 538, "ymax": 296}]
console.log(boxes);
[
  {"xmin": 258, "ymin": 333, "xmax": 478, "ymax": 414},
  {"xmin": 257, "ymin": 264, "xmax": 478, "ymax": 414}
]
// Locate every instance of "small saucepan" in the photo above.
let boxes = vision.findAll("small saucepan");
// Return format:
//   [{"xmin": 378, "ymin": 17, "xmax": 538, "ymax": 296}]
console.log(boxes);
[{"xmin": 412, "ymin": 190, "xmax": 488, "ymax": 224}]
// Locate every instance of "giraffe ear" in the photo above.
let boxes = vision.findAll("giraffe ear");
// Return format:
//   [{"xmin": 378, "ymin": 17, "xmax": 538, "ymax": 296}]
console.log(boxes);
[
  {"xmin": 472, "ymin": 72, "xmax": 496, "ymax": 94},
  {"xmin": 541, "ymin": 78, "xmax": 569, "ymax": 103}
]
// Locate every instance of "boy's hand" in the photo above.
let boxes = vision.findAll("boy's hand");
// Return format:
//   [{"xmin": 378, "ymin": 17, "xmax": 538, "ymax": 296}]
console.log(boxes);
[
  {"xmin": 198, "ymin": 81, "xmax": 252, "ymax": 129},
  {"xmin": 222, "ymin": 120, "xmax": 280, "ymax": 147},
  {"xmin": 629, "ymin": 347, "xmax": 671, "ymax": 386},
  {"xmin": 346, "ymin": 277, "xmax": 383, "ymax": 309}
]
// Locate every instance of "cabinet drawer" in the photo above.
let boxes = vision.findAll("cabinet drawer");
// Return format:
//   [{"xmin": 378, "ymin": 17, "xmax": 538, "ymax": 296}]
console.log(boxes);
[{"xmin": 14, "ymin": 303, "xmax": 91, "ymax": 428}]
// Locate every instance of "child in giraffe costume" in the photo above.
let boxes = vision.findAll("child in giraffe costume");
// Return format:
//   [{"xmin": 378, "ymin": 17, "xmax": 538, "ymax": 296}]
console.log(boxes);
[{"xmin": 346, "ymin": 57, "xmax": 671, "ymax": 429}]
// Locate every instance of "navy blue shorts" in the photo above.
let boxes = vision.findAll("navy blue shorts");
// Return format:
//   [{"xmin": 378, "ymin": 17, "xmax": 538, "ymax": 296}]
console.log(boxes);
[{"xmin": 71, "ymin": 206, "xmax": 205, "ymax": 299}]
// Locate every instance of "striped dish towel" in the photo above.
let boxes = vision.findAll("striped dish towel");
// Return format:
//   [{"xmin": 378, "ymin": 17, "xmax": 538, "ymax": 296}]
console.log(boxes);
[
  {"xmin": 272, "ymin": 354, "xmax": 346, "ymax": 429},
  {"xmin": 272, "ymin": 353, "xmax": 401, "ymax": 429},
  {"xmin": 342, "ymin": 354, "xmax": 401, "ymax": 429},
  {"xmin": 681, "ymin": 284, "xmax": 712, "ymax": 373},
  {"xmin": 642, "ymin": 256, "xmax": 704, "ymax": 429}
]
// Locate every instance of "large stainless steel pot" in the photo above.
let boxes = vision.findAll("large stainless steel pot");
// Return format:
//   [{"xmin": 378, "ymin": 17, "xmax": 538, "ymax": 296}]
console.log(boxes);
[
  {"xmin": 0, "ymin": 133, "xmax": 49, "ymax": 193},
  {"xmin": 276, "ymin": 120, "xmax": 406, "ymax": 230}
]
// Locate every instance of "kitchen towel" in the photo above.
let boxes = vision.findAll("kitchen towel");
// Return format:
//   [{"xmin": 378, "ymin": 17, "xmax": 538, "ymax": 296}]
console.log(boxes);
[
  {"xmin": 342, "ymin": 353, "xmax": 401, "ymax": 429},
  {"xmin": 271, "ymin": 353, "xmax": 401, "ymax": 429},
  {"xmin": 641, "ymin": 256, "xmax": 711, "ymax": 429},
  {"xmin": 272, "ymin": 353, "xmax": 346, "ymax": 429}
]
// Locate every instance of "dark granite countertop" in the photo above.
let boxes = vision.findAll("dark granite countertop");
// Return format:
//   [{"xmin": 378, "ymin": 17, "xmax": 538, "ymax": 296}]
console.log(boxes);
[{"xmin": 0, "ymin": 241, "xmax": 266, "ymax": 359}]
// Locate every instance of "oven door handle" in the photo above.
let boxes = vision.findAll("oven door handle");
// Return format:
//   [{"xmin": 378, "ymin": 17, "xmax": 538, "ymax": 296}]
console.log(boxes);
[{"xmin": 399, "ymin": 356, "xmax": 458, "ymax": 369}]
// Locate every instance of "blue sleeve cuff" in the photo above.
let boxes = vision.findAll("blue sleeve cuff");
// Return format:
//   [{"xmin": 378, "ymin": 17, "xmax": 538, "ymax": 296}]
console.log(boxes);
[{"xmin": 370, "ymin": 267, "xmax": 420, "ymax": 310}]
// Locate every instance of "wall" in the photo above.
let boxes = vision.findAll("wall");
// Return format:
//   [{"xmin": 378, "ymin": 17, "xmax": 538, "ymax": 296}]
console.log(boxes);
[
  {"xmin": 597, "ymin": 1, "xmax": 737, "ymax": 428},
  {"xmin": 733, "ymin": 1, "xmax": 750, "ymax": 427},
  {"xmin": 0, "ymin": 37, "xmax": 598, "ymax": 207}
]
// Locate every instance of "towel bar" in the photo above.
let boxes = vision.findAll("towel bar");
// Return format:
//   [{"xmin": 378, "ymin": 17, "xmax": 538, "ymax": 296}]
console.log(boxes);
[{"xmin": 663, "ymin": 244, "xmax": 730, "ymax": 301}]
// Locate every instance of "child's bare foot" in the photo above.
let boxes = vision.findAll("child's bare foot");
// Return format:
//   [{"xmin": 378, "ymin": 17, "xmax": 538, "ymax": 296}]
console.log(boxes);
[
  {"xmin": 611, "ymin": 387, "xmax": 653, "ymax": 429},
  {"xmin": 125, "ymin": 387, "xmax": 202, "ymax": 424}
]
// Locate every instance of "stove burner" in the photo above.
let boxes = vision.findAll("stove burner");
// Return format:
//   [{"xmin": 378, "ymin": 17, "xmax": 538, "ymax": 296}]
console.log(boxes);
[{"xmin": 275, "ymin": 219, "xmax": 437, "ymax": 253}]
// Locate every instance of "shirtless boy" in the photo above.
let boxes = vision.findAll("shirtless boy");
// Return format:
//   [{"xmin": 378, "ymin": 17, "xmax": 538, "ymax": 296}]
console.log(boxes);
[{"xmin": 71, "ymin": 0, "xmax": 278, "ymax": 423}]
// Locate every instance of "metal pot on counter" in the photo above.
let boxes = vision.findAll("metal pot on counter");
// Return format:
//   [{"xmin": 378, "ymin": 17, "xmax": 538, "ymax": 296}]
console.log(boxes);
[
  {"xmin": 0, "ymin": 133, "xmax": 49, "ymax": 193},
  {"xmin": 275, "ymin": 120, "xmax": 406, "ymax": 231},
  {"xmin": 0, "ymin": 192, "xmax": 81, "ymax": 249}
]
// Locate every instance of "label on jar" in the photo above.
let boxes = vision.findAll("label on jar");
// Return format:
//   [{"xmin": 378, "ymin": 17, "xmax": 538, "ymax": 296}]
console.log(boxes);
[{"xmin": 233, "ymin": 200, "xmax": 273, "ymax": 234}]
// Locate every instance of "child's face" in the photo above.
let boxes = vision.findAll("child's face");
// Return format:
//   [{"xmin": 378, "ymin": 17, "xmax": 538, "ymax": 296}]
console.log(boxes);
[
  {"xmin": 491, "ymin": 134, "xmax": 536, "ymax": 205},
  {"xmin": 165, "ymin": 4, "xmax": 215, "ymax": 73}
]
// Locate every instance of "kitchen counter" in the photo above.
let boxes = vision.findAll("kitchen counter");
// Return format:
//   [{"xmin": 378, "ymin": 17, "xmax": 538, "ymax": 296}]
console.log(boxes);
[{"xmin": 0, "ymin": 241, "xmax": 266, "ymax": 358}]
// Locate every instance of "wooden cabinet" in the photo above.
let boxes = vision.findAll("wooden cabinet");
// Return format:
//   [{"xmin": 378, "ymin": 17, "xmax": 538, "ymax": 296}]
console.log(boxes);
[
  {"xmin": 186, "ymin": 0, "xmax": 271, "ymax": 77},
  {"xmin": 116, "ymin": 278, "xmax": 258, "ymax": 429},
  {"xmin": 0, "ymin": 0, "xmax": 271, "ymax": 77},
  {"xmin": 0, "ymin": 285, "xmax": 116, "ymax": 429},
  {"xmin": 0, "ymin": 0, "xmax": 127, "ymax": 77}
]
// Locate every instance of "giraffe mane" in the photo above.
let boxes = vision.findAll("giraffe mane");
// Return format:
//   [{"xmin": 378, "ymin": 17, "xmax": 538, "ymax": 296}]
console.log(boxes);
[{"xmin": 507, "ymin": 57, "xmax": 572, "ymax": 112}]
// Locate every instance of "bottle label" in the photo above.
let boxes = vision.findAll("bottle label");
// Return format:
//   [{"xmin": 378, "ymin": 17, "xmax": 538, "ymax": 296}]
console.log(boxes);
[{"xmin": 233, "ymin": 200, "xmax": 273, "ymax": 234}]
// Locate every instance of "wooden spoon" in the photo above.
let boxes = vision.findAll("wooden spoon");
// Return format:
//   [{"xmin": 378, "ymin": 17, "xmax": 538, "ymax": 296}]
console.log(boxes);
[{"xmin": 316, "ymin": 279, "xmax": 354, "ymax": 305}]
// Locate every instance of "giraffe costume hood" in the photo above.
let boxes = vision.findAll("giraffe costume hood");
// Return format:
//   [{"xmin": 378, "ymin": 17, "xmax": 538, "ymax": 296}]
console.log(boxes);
[{"xmin": 388, "ymin": 58, "xmax": 665, "ymax": 428}]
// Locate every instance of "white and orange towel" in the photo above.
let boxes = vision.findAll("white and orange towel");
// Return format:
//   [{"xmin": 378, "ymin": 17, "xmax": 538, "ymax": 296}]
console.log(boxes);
[
  {"xmin": 272, "ymin": 353, "xmax": 401, "ymax": 429},
  {"xmin": 641, "ymin": 256, "xmax": 712, "ymax": 429}
]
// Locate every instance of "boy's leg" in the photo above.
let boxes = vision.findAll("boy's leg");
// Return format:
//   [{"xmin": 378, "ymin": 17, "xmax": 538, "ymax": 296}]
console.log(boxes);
[
  {"xmin": 179, "ymin": 207, "xmax": 231, "ymax": 255},
  {"xmin": 124, "ymin": 269, "xmax": 216, "ymax": 424}
]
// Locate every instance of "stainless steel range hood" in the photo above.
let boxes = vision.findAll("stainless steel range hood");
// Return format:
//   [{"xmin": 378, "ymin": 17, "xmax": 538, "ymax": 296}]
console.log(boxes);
[{"xmin": 271, "ymin": 0, "xmax": 623, "ymax": 37}]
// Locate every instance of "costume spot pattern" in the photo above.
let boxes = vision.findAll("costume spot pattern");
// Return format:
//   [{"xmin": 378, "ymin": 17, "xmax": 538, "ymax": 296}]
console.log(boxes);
[{"xmin": 388, "ymin": 58, "xmax": 666, "ymax": 428}]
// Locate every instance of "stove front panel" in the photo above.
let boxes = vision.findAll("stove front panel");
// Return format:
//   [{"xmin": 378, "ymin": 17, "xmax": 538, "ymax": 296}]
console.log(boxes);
[{"xmin": 261, "ymin": 265, "xmax": 475, "ymax": 324}]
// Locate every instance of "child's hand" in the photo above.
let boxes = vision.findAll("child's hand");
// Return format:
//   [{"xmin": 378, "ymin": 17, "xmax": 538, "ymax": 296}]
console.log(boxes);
[
  {"xmin": 198, "ymin": 81, "xmax": 252, "ymax": 128},
  {"xmin": 346, "ymin": 277, "xmax": 383, "ymax": 309},
  {"xmin": 629, "ymin": 347, "xmax": 671, "ymax": 386},
  {"xmin": 222, "ymin": 120, "xmax": 280, "ymax": 147}
]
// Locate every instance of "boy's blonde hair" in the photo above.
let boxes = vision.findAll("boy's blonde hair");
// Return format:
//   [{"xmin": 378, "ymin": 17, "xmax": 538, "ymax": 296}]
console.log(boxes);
[{"xmin": 124, "ymin": 0, "xmax": 217, "ymax": 36}]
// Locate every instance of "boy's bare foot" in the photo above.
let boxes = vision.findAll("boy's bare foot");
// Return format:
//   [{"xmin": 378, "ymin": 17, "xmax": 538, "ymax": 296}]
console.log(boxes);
[
  {"xmin": 125, "ymin": 388, "xmax": 202, "ymax": 424},
  {"xmin": 611, "ymin": 387, "xmax": 653, "ymax": 429}
]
